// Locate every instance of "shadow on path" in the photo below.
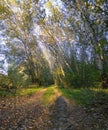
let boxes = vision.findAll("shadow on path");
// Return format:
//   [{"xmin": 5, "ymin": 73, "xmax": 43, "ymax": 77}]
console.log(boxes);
[{"xmin": 49, "ymin": 96, "xmax": 70, "ymax": 130}]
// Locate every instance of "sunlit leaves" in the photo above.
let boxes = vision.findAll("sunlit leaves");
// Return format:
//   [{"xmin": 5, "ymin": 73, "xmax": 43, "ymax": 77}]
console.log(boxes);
[
  {"xmin": 0, "ymin": 1, "xmax": 12, "ymax": 19},
  {"xmin": 45, "ymin": 1, "xmax": 53, "ymax": 9},
  {"xmin": 44, "ymin": 0, "xmax": 63, "ymax": 23}
]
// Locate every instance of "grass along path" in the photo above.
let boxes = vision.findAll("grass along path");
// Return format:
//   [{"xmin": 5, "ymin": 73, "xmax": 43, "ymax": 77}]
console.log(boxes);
[
  {"xmin": 0, "ymin": 86, "xmax": 44, "ymax": 97},
  {"xmin": 17, "ymin": 87, "xmax": 44, "ymax": 96},
  {"xmin": 57, "ymin": 88, "xmax": 96, "ymax": 106},
  {"xmin": 42, "ymin": 86, "xmax": 61, "ymax": 106}
]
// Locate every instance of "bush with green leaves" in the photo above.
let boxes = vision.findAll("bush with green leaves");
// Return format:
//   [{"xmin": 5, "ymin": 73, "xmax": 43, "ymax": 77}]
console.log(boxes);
[
  {"xmin": 0, "ymin": 74, "xmax": 11, "ymax": 90},
  {"xmin": 8, "ymin": 67, "xmax": 30, "ymax": 89}
]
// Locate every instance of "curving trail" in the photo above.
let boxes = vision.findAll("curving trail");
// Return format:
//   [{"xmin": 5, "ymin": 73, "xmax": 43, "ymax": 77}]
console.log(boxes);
[{"xmin": 0, "ymin": 87, "xmax": 108, "ymax": 130}]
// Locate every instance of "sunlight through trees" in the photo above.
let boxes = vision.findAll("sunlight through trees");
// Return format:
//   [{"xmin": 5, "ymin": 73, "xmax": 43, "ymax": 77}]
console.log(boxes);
[{"xmin": 0, "ymin": 0, "xmax": 108, "ymax": 89}]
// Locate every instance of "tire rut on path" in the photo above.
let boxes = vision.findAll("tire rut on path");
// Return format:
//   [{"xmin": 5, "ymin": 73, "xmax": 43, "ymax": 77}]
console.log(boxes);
[
  {"xmin": 50, "ymin": 96, "xmax": 69, "ymax": 130},
  {"xmin": 48, "ymin": 87, "xmax": 72, "ymax": 130}
]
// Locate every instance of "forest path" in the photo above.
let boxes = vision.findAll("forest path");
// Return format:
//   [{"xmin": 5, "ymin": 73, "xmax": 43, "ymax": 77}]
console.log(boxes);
[
  {"xmin": 0, "ymin": 87, "xmax": 107, "ymax": 130},
  {"xmin": 48, "ymin": 87, "xmax": 69, "ymax": 130},
  {"xmin": 44, "ymin": 87, "xmax": 107, "ymax": 130},
  {"xmin": 48, "ymin": 87, "xmax": 87, "ymax": 130}
]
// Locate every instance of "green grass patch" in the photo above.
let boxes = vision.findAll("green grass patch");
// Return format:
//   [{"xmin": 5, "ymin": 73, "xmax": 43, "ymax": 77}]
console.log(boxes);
[
  {"xmin": 91, "ymin": 88, "xmax": 108, "ymax": 93},
  {"xmin": 0, "ymin": 87, "xmax": 43, "ymax": 97},
  {"xmin": 58, "ymin": 88, "xmax": 97, "ymax": 106},
  {"xmin": 42, "ymin": 87, "xmax": 55, "ymax": 106},
  {"xmin": 17, "ymin": 87, "xmax": 43, "ymax": 96}
]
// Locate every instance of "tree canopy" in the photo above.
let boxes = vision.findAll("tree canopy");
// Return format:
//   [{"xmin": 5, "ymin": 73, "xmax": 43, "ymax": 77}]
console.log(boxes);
[{"xmin": 0, "ymin": 0, "xmax": 108, "ymax": 89}]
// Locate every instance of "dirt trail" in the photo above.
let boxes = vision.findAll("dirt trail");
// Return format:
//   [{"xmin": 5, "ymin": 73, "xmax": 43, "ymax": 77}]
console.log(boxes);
[
  {"xmin": 49, "ymin": 87, "xmax": 69, "ymax": 130},
  {"xmin": 0, "ymin": 89, "xmax": 48, "ymax": 130},
  {"xmin": 49, "ymin": 96, "xmax": 68, "ymax": 130},
  {"xmin": 0, "ymin": 87, "xmax": 108, "ymax": 130}
]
